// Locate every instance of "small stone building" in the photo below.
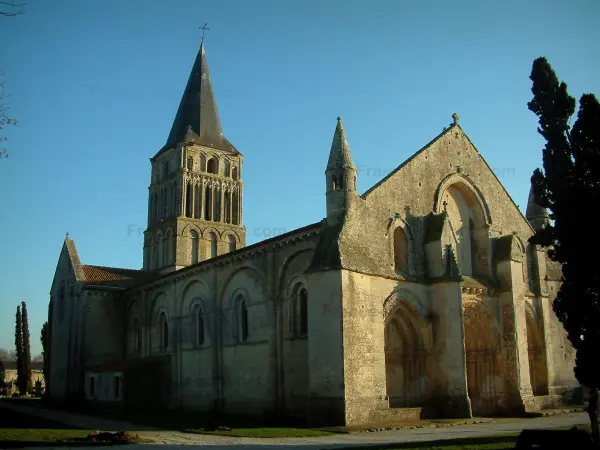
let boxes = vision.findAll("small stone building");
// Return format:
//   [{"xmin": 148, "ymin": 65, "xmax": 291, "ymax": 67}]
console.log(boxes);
[{"xmin": 47, "ymin": 40, "xmax": 580, "ymax": 426}]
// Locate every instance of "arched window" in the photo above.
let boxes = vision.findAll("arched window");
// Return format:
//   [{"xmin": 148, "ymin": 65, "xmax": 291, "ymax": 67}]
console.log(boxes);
[
  {"xmin": 134, "ymin": 319, "xmax": 142, "ymax": 353},
  {"xmin": 204, "ymin": 185, "xmax": 213, "ymax": 221},
  {"xmin": 208, "ymin": 232, "xmax": 218, "ymax": 258},
  {"xmin": 227, "ymin": 235, "xmax": 236, "ymax": 253},
  {"xmin": 339, "ymin": 175, "xmax": 345, "ymax": 190},
  {"xmin": 298, "ymin": 288, "xmax": 308, "ymax": 337},
  {"xmin": 207, "ymin": 157, "xmax": 218, "ymax": 174},
  {"xmin": 232, "ymin": 166, "xmax": 239, "ymax": 181},
  {"xmin": 442, "ymin": 184, "xmax": 485, "ymax": 277},
  {"xmin": 213, "ymin": 186, "xmax": 221, "ymax": 222},
  {"xmin": 235, "ymin": 295, "xmax": 249, "ymax": 342},
  {"xmin": 186, "ymin": 181, "xmax": 193, "ymax": 217},
  {"xmin": 196, "ymin": 306, "xmax": 205, "ymax": 346},
  {"xmin": 187, "ymin": 156, "xmax": 193, "ymax": 170},
  {"xmin": 394, "ymin": 226, "xmax": 409, "ymax": 273},
  {"xmin": 190, "ymin": 230, "xmax": 199, "ymax": 264},
  {"xmin": 332, "ymin": 175, "xmax": 338, "ymax": 190},
  {"xmin": 224, "ymin": 159, "xmax": 231, "ymax": 177},
  {"xmin": 199, "ymin": 154, "xmax": 206, "ymax": 172},
  {"xmin": 224, "ymin": 191, "xmax": 231, "ymax": 223},
  {"xmin": 232, "ymin": 192, "xmax": 239, "ymax": 225},
  {"xmin": 158, "ymin": 312, "xmax": 168, "ymax": 350}
]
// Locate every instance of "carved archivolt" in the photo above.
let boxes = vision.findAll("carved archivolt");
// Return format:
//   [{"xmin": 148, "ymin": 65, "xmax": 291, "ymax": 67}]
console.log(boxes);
[
  {"xmin": 462, "ymin": 297, "xmax": 501, "ymax": 351},
  {"xmin": 383, "ymin": 288, "xmax": 429, "ymax": 323},
  {"xmin": 434, "ymin": 173, "xmax": 492, "ymax": 226}
]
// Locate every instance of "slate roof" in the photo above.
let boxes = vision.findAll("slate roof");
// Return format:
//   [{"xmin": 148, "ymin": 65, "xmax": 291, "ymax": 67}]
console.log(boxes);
[{"xmin": 156, "ymin": 42, "xmax": 238, "ymax": 159}]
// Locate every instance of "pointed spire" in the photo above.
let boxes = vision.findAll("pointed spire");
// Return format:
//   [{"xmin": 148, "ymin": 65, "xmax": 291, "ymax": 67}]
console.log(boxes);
[
  {"xmin": 327, "ymin": 116, "xmax": 356, "ymax": 171},
  {"xmin": 166, "ymin": 42, "xmax": 237, "ymax": 153},
  {"xmin": 526, "ymin": 183, "xmax": 550, "ymax": 232}
]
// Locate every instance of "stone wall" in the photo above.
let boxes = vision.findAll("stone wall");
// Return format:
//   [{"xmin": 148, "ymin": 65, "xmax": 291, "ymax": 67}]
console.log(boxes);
[{"xmin": 125, "ymin": 224, "xmax": 320, "ymax": 418}]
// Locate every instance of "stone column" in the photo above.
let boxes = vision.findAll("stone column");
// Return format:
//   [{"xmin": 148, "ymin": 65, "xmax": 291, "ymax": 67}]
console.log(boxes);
[
  {"xmin": 220, "ymin": 182, "xmax": 225, "ymax": 223},
  {"xmin": 496, "ymin": 253, "xmax": 534, "ymax": 413},
  {"xmin": 239, "ymin": 183, "xmax": 243, "ymax": 225},
  {"xmin": 200, "ymin": 179, "xmax": 205, "ymax": 220},
  {"xmin": 266, "ymin": 249, "xmax": 280, "ymax": 416},
  {"xmin": 191, "ymin": 179, "xmax": 196, "ymax": 218},
  {"xmin": 430, "ymin": 281, "xmax": 472, "ymax": 418},
  {"xmin": 182, "ymin": 179, "xmax": 187, "ymax": 218},
  {"xmin": 306, "ymin": 270, "xmax": 346, "ymax": 426},
  {"xmin": 228, "ymin": 189, "xmax": 233, "ymax": 224}
]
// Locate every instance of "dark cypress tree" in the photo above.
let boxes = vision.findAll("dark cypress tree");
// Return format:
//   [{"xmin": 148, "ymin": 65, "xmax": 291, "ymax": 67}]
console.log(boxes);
[
  {"xmin": 41, "ymin": 321, "xmax": 49, "ymax": 394},
  {"xmin": 21, "ymin": 301, "xmax": 32, "ymax": 393},
  {"xmin": 14, "ymin": 305, "xmax": 24, "ymax": 394},
  {"xmin": 528, "ymin": 57, "xmax": 600, "ymax": 442}
]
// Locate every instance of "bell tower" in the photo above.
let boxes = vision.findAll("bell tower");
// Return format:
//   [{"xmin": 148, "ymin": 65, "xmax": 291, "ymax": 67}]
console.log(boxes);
[{"xmin": 143, "ymin": 42, "xmax": 246, "ymax": 273}]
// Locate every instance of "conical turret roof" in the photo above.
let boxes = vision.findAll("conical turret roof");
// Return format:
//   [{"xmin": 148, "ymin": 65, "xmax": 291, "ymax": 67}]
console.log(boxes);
[
  {"xmin": 164, "ymin": 42, "xmax": 238, "ymax": 153},
  {"xmin": 326, "ymin": 117, "xmax": 356, "ymax": 171},
  {"xmin": 526, "ymin": 184, "xmax": 550, "ymax": 231}
]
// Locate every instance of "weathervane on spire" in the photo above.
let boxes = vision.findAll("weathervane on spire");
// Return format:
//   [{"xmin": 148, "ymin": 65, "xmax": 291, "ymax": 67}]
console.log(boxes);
[{"xmin": 199, "ymin": 22, "xmax": 209, "ymax": 44}]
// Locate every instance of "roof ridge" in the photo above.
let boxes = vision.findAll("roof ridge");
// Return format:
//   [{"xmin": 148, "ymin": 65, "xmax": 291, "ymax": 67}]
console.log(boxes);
[{"xmin": 82, "ymin": 264, "xmax": 141, "ymax": 272}]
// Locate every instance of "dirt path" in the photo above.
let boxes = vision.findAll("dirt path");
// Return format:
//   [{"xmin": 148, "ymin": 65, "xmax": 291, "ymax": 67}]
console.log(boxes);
[{"xmin": 0, "ymin": 399, "xmax": 589, "ymax": 449}]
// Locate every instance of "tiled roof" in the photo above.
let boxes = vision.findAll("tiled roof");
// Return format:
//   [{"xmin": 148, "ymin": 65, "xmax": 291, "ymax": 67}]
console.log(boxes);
[{"xmin": 81, "ymin": 265, "xmax": 144, "ymax": 288}]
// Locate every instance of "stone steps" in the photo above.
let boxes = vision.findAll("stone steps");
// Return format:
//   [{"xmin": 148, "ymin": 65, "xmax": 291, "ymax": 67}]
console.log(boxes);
[{"xmin": 369, "ymin": 407, "xmax": 422, "ymax": 423}]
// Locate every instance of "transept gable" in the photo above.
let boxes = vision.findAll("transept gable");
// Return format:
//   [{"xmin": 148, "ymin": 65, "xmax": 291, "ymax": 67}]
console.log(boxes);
[{"xmin": 358, "ymin": 120, "xmax": 534, "ymax": 238}]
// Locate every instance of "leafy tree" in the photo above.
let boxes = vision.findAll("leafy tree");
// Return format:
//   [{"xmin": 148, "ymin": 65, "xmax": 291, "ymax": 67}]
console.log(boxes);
[
  {"xmin": 21, "ymin": 301, "xmax": 32, "ymax": 392},
  {"xmin": 14, "ymin": 305, "xmax": 24, "ymax": 394},
  {"xmin": 527, "ymin": 56, "xmax": 600, "ymax": 443}
]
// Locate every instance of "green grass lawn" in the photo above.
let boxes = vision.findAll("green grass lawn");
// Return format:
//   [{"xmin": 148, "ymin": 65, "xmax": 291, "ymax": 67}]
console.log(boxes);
[
  {"xmin": 0, "ymin": 403, "xmax": 145, "ymax": 448},
  {"xmin": 4, "ymin": 398, "xmax": 334, "ymax": 438}
]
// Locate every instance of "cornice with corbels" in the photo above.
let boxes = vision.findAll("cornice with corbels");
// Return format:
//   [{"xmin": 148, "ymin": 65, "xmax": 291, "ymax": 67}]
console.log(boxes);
[
  {"xmin": 461, "ymin": 285, "xmax": 495, "ymax": 297},
  {"xmin": 83, "ymin": 290, "xmax": 116, "ymax": 297},
  {"xmin": 130, "ymin": 228, "xmax": 320, "ymax": 293}
]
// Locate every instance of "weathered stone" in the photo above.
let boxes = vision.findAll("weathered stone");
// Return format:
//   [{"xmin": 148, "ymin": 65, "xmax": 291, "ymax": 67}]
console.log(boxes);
[{"xmin": 47, "ymin": 40, "xmax": 581, "ymax": 428}]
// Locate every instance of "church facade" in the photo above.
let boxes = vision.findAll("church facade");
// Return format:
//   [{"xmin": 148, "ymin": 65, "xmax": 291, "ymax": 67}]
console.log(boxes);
[{"xmin": 47, "ymin": 41, "xmax": 580, "ymax": 426}]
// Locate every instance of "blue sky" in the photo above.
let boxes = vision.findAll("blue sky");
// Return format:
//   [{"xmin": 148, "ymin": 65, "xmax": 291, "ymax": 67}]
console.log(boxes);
[{"xmin": 0, "ymin": 0, "xmax": 598, "ymax": 356}]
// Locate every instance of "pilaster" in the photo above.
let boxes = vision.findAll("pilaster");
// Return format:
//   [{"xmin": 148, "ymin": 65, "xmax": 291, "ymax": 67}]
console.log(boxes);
[{"xmin": 431, "ymin": 281, "xmax": 472, "ymax": 417}]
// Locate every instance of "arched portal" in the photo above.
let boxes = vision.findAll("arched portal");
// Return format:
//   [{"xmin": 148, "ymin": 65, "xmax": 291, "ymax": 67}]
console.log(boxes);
[
  {"xmin": 526, "ymin": 310, "xmax": 549, "ymax": 396},
  {"xmin": 439, "ymin": 180, "xmax": 489, "ymax": 277},
  {"xmin": 384, "ymin": 302, "xmax": 429, "ymax": 407},
  {"xmin": 463, "ymin": 299, "xmax": 502, "ymax": 416}
]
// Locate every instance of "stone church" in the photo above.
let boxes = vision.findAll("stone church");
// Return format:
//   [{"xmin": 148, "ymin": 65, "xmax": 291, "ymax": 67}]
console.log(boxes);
[{"xmin": 48, "ymin": 40, "xmax": 580, "ymax": 426}]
